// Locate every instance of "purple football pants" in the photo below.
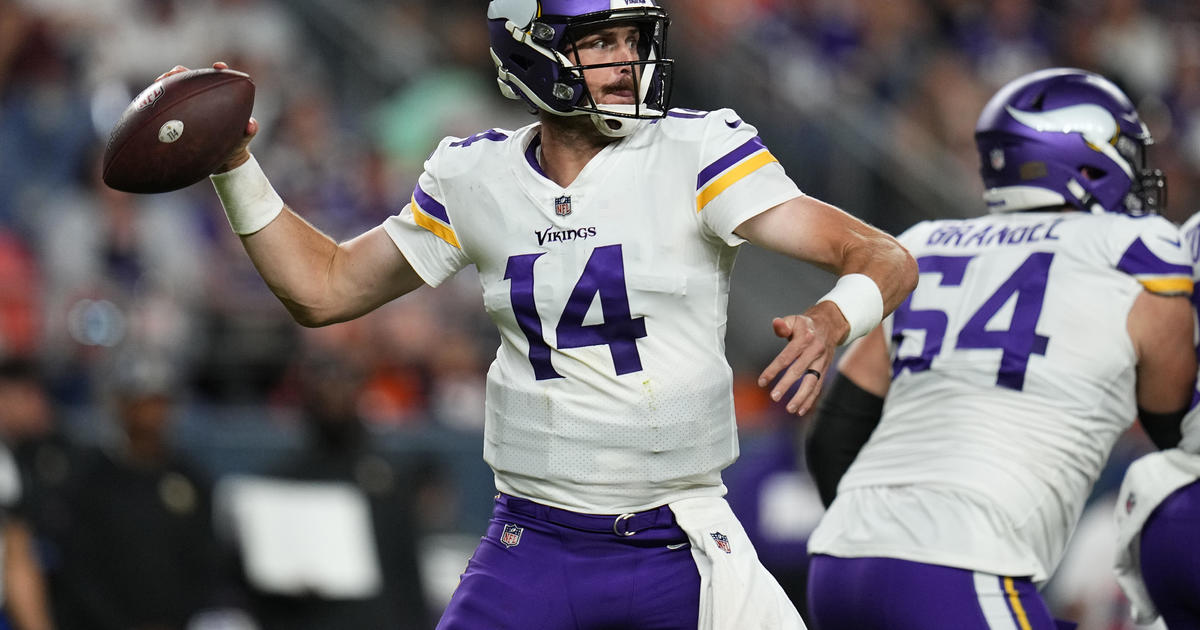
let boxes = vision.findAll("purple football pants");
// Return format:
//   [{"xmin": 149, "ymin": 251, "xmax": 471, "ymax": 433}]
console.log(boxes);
[
  {"xmin": 1140, "ymin": 478, "xmax": 1200, "ymax": 629},
  {"xmin": 436, "ymin": 494, "xmax": 701, "ymax": 630},
  {"xmin": 807, "ymin": 555, "xmax": 1058, "ymax": 630}
]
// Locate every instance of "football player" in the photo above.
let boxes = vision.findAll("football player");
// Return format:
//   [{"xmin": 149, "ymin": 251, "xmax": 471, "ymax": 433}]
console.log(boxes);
[
  {"xmin": 1112, "ymin": 211, "xmax": 1200, "ymax": 630},
  {"xmin": 804, "ymin": 68, "xmax": 1195, "ymax": 630},
  {"xmin": 166, "ymin": 1, "xmax": 917, "ymax": 628}
]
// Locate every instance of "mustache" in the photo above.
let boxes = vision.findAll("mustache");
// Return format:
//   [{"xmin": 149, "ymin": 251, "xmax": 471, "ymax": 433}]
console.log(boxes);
[{"xmin": 602, "ymin": 78, "xmax": 638, "ymax": 95}]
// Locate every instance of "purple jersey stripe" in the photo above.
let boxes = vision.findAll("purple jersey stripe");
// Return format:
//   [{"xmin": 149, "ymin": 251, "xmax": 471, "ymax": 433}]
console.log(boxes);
[
  {"xmin": 525, "ymin": 134, "xmax": 549, "ymax": 179},
  {"xmin": 697, "ymin": 137, "xmax": 767, "ymax": 190},
  {"xmin": 413, "ymin": 182, "xmax": 450, "ymax": 225},
  {"xmin": 1116, "ymin": 238, "xmax": 1193, "ymax": 277}
]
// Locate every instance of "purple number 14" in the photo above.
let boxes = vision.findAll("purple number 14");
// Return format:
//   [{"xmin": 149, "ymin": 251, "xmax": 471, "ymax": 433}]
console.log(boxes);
[{"xmin": 504, "ymin": 245, "xmax": 647, "ymax": 380}]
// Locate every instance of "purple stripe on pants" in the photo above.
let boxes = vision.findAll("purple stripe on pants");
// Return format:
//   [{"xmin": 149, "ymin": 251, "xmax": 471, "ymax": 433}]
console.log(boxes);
[
  {"xmin": 807, "ymin": 554, "xmax": 1056, "ymax": 630},
  {"xmin": 1140, "ymin": 478, "xmax": 1200, "ymax": 629},
  {"xmin": 436, "ymin": 495, "xmax": 700, "ymax": 630}
]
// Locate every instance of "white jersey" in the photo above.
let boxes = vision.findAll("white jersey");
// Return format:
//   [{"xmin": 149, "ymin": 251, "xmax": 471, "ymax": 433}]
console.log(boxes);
[
  {"xmin": 808, "ymin": 211, "xmax": 1192, "ymax": 581},
  {"xmin": 383, "ymin": 109, "xmax": 803, "ymax": 513}
]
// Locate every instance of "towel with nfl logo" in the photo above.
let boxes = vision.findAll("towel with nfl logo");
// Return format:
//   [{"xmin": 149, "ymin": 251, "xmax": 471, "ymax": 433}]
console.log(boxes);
[{"xmin": 669, "ymin": 496, "xmax": 806, "ymax": 630}]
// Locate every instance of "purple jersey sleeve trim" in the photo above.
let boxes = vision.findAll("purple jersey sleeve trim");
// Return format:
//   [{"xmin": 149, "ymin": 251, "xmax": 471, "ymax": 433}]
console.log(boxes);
[
  {"xmin": 525, "ymin": 134, "xmax": 550, "ymax": 179},
  {"xmin": 413, "ymin": 181, "xmax": 451, "ymax": 225},
  {"xmin": 1116, "ymin": 238, "xmax": 1193, "ymax": 277},
  {"xmin": 697, "ymin": 136, "xmax": 768, "ymax": 190}
]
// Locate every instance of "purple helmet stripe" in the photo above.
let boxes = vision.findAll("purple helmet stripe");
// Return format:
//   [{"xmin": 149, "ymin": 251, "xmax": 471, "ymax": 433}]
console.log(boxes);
[
  {"xmin": 414, "ymin": 182, "xmax": 451, "ymax": 225},
  {"xmin": 538, "ymin": 0, "xmax": 623, "ymax": 15},
  {"xmin": 697, "ymin": 137, "xmax": 768, "ymax": 190}
]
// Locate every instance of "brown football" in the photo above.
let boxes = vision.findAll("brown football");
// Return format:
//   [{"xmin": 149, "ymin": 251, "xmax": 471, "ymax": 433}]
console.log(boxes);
[{"xmin": 102, "ymin": 68, "xmax": 255, "ymax": 194}]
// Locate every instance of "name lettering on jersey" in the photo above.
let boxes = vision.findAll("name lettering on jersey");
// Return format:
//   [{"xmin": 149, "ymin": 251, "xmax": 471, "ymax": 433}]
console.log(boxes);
[
  {"xmin": 449, "ymin": 128, "xmax": 508, "ymax": 147},
  {"xmin": 926, "ymin": 218, "xmax": 1065, "ymax": 248},
  {"xmin": 535, "ymin": 225, "xmax": 597, "ymax": 246}
]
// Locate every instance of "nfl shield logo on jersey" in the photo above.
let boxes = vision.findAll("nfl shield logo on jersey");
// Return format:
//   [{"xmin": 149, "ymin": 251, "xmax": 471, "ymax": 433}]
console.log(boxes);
[
  {"xmin": 500, "ymin": 523, "xmax": 524, "ymax": 548},
  {"xmin": 709, "ymin": 531, "xmax": 731, "ymax": 554},
  {"xmin": 554, "ymin": 195, "xmax": 572, "ymax": 216}
]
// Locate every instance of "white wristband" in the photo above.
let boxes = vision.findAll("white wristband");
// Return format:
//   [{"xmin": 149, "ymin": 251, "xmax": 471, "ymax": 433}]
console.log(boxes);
[
  {"xmin": 209, "ymin": 154, "xmax": 284, "ymax": 235},
  {"xmin": 817, "ymin": 273, "xmax": 884, "ymax": 345}
]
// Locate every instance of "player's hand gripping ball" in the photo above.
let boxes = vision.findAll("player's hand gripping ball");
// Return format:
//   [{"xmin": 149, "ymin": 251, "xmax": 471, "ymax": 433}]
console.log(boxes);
[{"xmin": 102, "ymin": 68, "xmax": 254, "ymax": 194}]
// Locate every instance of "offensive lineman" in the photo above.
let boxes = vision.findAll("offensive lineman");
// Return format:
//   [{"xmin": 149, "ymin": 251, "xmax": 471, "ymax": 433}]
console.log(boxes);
[
  {"xmin": 162, "ymin": 0, "xmax": 917, "ymax": 628},
  {"xmin": 1112, "ymin": 210, "xmax": 1200, "ymax": 630},
  {"xmin": 804, "ymin": 68, "xmax": 1195, "ymax": 630}
]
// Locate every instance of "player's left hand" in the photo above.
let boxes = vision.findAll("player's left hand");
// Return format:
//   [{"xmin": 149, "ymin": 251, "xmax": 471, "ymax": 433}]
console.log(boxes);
[{"xmin": 758, "ymin": 303, "xmax": 842, "ymax": 415}]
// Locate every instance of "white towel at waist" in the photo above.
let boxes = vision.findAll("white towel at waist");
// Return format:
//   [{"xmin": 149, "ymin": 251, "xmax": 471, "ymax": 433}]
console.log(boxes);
[{"xmin": 669, "ymin": 496, "xmax": 806, "ymax": 630}]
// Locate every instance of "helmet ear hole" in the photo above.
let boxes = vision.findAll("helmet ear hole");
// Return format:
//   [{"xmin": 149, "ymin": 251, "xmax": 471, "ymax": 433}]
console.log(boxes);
[
  {"xmin": 1080, "ymin": 166, "xmax": 1106, "ymax": 181},
  {"xmin": 1029, "ymin": 91, "xmax": 1046, "ymax": 111},
  {"xmin": 510, "ymin": 53, "xmax": 535, "ymax": 72}
]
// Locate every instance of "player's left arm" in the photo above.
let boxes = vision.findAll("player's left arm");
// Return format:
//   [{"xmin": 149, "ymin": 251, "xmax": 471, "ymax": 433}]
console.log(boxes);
[
  {"xmin": 806, "ymin": 323, "xmax": 891, "ymax": 506},
  {"xmin": 735, "ymin": 195, "xmax": 917, "ymax": 415}
]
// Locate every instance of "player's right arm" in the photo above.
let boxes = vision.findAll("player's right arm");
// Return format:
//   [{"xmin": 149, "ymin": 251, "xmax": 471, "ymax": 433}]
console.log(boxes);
[
  {"xmin": 159, "ymin": 64, "xmax": 426, "ymax": 327},
  {"xmin": 1128, "ymin": 289, "xmax": 1196, "ymax": 448},
  {"xmin": 214, "ymin": 117, "xmax": 425, "ymax": 327},
  {"xmin": 238, "ymin": 208, "xmax": 426, "ymax": 327}
]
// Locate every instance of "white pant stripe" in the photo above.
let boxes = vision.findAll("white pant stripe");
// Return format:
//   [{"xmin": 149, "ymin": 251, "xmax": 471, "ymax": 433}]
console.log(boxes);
[{"xmin": 973, "ymin": 571, "xmax": 1019, "ymax": 630}]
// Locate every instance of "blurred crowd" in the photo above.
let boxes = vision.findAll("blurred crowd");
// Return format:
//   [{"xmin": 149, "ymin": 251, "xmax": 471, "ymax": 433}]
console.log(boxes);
[
  {"xmin": 3, "ymin": 0, "xmax": 1199, "ymax": 432},
  {"xmin": 0, "ymin": 0, "xmax": 1196, "ymax": 628}
]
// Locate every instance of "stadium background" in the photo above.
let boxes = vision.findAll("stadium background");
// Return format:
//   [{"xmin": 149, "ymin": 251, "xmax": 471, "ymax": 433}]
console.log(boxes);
[{"xmin": 1, "ymin": 0, "xmax": 1198, "ymax": 626}]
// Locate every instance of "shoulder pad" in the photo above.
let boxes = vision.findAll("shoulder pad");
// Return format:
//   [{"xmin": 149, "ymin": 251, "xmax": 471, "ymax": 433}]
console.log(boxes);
[{"xmin": 427, "ymin": 126, "xmax": 521, "ymax": 178}]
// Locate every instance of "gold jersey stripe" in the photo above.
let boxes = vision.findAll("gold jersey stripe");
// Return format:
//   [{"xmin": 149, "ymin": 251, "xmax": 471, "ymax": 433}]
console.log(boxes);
[
  {"xmin": 1139, "ymin": 277, "xmax": 1193, "ymax": 295},
  {"xmin": 696, "ymin": 151, "xmax": 779, "ymax": 213},
  {"xmin": 411, "ymin": 198, "xmax": 460, "ymax": 249}
]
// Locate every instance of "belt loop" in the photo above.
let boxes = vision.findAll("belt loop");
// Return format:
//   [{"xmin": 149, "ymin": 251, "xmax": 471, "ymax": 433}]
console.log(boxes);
[{"xmin": 613, "ymin": 513, "xmax": 638, "ymax": 536}]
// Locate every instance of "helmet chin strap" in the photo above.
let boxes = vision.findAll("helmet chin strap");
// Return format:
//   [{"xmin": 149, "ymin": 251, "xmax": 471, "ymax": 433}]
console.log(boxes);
[
  {"xmin": 1065, "ymin": 178, "xmax": 1106, "ymax": 214},
  {"xmin": 590, "ymin": 112, "xmax": 644, "ymax": 138},
  {"xmin": 583, "ymin": 59, "xmax": 660, "ymax": 138}
]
